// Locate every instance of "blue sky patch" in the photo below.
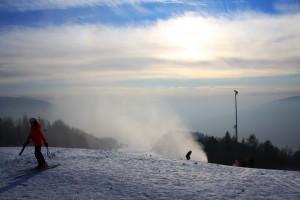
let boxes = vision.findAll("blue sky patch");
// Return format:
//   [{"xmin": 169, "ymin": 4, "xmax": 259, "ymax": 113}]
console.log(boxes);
[{"xmin": 0, "ymin": 0, "xmax": 293, "ymax": 27}]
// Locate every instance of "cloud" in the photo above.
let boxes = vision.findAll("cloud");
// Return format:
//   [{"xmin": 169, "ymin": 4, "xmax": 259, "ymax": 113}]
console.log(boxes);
[
  {"xmin": 0, "ymin": 0, "xmax": 181, "ymax": 11},
  {"xmin": 0, "ymin": 11, "xmax": 300, "ymax": 97},
  {"xmin": 274, "ymin": 0, "xmax": 300, "ymax": 14}
]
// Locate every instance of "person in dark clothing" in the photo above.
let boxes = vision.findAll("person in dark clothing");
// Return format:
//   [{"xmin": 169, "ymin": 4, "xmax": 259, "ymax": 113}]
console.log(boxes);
[
  {"xmin": 186, "ymin": 150, "xmax": 192, "ymax": 160},
  {"xmin": 24, "ymin": 118, "xmax": 49, "ymax": 169}
]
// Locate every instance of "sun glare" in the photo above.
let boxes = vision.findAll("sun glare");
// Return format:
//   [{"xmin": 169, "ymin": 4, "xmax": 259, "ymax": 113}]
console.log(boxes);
[{"xmin": 161, "ymin": 15, "xmax": 215, "ymax": 61}]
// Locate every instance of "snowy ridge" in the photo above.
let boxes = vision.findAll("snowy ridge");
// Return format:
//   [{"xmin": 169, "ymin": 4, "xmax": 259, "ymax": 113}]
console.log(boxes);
[{"xmin": 1, "ymin": 147, "xmax": 300, "ymax": 199}]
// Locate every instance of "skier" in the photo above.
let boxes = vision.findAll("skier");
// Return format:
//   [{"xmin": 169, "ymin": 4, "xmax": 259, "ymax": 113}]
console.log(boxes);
[
  {"xmin": 186, "ymin": 150, "xmax": 192, "ymax": 160},
  {"xmin": 24, "ymin": 118, "xmax": 49, "ymax": 169}
]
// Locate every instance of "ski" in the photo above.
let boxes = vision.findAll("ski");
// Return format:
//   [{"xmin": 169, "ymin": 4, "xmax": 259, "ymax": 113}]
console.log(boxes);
[
  {"xmin": 13, "ymin": 168, "xmax": 36, "ymax": 179},
  {"xmin": 13, "ymin": 163, "xmax": 60, "ymax": 179}
]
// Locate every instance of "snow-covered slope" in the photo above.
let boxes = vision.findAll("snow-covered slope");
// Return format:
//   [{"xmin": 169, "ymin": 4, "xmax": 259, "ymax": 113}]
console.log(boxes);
[{"xmin": 1, "ymin": 147, "xmax": 299, "ymax": 199}]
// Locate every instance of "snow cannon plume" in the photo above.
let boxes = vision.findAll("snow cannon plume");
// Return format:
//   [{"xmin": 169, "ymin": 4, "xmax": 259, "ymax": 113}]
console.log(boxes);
[{"xmin": 152, "ymin": 130, "xmax": 208, "ymax": 162}]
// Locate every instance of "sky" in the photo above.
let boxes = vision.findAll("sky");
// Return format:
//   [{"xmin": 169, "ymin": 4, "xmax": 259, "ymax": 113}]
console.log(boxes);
[
  {"xmin": 0, "ymin": 0, "xmax": 299, "ymax": 98},
  {"xmin": 0, "ymin": 0, "xmax": 300, "ymax": 148}
]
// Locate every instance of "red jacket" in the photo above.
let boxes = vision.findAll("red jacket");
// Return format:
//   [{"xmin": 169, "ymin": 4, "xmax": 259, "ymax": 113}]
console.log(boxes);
[{"xmin": 30, "ymin": 122, "xmax": 47, "ymax": 145}]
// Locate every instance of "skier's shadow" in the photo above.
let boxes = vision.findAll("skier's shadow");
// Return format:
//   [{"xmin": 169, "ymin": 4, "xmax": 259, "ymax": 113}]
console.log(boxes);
[{"xmin": 0, "ymin": 171, "xmax": 39, "ymax": 195}]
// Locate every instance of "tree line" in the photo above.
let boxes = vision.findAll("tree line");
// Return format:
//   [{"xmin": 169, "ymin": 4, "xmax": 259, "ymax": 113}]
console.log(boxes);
[
  {"xmin": 0, "ymin": 116, "xmax": 122, "ymax": 150},
  {"xmin": 191, "ymin": 131, "xmax": 300, "ymax": 171},
  {"xmin": 1, "ymin": 116, "xmax": 299, "ymax": 171}
]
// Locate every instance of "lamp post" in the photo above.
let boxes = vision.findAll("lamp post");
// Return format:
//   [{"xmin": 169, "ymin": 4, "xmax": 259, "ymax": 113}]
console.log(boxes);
[
  {"xmin": 234, "ymin": 90, "xmax": 238, "ymax": 160},
  {"xmin": 234, "ymin": 90, "xmax": 238, "ymax": 143}
]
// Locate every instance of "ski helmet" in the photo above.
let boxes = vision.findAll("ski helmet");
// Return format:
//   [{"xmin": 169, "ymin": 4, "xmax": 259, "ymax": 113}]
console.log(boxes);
[{"xmin": 29, "ymin": 118, "xmax": 37, "ymax": 124}]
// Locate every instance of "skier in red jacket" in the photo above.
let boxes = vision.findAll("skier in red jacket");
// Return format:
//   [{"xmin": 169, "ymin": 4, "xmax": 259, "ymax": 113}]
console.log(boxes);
[{"xmin": 25, "ymin": 118, "xmax": 49, "ymax": 169}]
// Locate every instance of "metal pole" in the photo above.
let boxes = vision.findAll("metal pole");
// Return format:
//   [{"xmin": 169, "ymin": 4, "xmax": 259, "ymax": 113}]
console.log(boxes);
[
  {"xmin": 234, "ymin": 90, "xmax": 238, "ymax": 161},
  {"xmin": 234, "ymin": 90, "xmax": 238, "ymax": 143}
]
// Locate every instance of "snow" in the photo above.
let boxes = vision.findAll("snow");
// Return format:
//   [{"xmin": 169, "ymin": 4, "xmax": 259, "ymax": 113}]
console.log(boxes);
[{"xmin": 1, "ymin": 147, "xmax": 300, "ymax": 200}]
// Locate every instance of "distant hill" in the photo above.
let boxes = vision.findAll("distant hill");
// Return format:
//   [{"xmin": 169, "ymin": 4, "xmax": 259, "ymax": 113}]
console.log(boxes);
[
  {"xmin": 272, "ymin": 95, "xmax": 300, "ymax": 103},
  {"xmin": 0, "ymin": 96, "xmax": 52, "ymax": 118},
  {"xmin": 184, "ymin": 95, "xmax": 300, "ymax": 150},
  {"xmin": 0, "ymin": 115, "xmax": 121, "ymax": 150},
  {"xmin": 0, "ymin": 96, "xmax": 121, "ymax": 150},
  {"xmin": 238, "ymin": 95, "xmax": 300, "ymax": 150},
  {"xmin": 1, "ymin": 95, "xmax": 299, "ymax": 150}
]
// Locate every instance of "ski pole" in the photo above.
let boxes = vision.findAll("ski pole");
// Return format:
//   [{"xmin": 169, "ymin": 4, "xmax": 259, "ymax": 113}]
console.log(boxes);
[
  {"xmin": 19, "ymin": 142, "xmax": 27, "ymax": 155},
  {"xmin": 46, "ymin": 147, "xmax": 55, "ymax": 159},
  {"xmin": 19, "ymin": 135, "xmax": 30, "ymax": 156},
  {"xmin": 19, "ymin": 145, "xmax": 26, "ymax": 155}
]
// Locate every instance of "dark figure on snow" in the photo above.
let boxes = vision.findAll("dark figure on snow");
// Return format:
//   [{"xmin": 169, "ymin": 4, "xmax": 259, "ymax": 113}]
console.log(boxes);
[
  {"xmin": 186, "ymin": 150, "xmax": 192, "ymax": 160},
  {"xmin": 24, "ymin": 118, "xmax": 49, "ymax": 169}
]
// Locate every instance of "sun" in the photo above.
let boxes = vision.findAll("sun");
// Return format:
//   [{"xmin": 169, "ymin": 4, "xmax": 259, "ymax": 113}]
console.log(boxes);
[{"xmin": 161, "ymin": 14, "xmax": 215, "ymax": 61}]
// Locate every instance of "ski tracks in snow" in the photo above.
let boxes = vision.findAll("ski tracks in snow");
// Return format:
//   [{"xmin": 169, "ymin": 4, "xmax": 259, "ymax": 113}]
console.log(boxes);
[
  {"xmin": 267, "ymin": 171, "xmax": 300, "ymax": 193},
  {"xmin": 1, "ymin": 147, "xmax": 300, "ymax": 200}
]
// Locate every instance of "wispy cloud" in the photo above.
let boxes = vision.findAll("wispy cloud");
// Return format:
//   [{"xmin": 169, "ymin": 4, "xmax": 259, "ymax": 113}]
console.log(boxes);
[
  {"xmin": 0, "ymin": 10, "xmax": 299, "ymax": 96},
  {"xmin": 0, "ymin": 0, "xmax": 179, "ymax": 11},
  {"xmin": 274, "ymin": 0, "xmax": 300, "ymax": 14},
  {"xmin": 2, "ymin": 0, "xmax": 299, "ymax": 14}
]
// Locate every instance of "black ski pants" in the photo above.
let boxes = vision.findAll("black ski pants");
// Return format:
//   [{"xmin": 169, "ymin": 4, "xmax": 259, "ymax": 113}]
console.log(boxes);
[{"xmin": 35, "ymin": 145, "xmax": 46, "ymax": 166}]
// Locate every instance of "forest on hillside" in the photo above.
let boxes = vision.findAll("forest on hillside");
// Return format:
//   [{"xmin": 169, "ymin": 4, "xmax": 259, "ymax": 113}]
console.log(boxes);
[
  {"xmin": 0, "ymin": 116, "xmax": 122, "ymax": 150},
  {"xmin": 191, "ymin": 131, "xmax": 300, "ymax": 171}
]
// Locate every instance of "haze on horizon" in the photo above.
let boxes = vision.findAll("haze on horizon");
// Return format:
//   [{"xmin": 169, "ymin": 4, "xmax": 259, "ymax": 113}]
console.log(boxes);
[{"xmin": 0, "ymin": 1, "xmax": 300, "ymax": 150}]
